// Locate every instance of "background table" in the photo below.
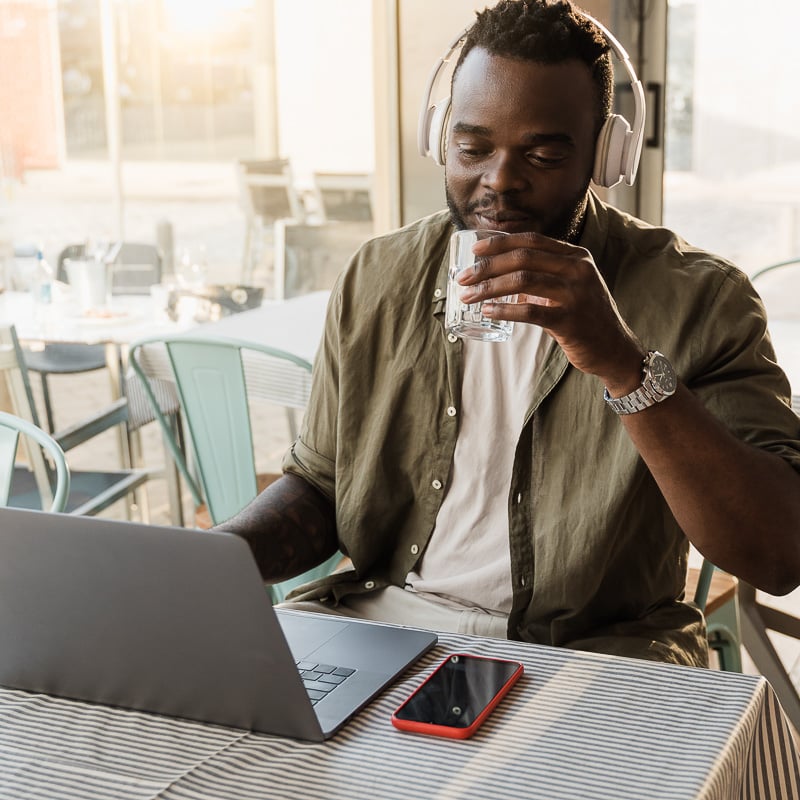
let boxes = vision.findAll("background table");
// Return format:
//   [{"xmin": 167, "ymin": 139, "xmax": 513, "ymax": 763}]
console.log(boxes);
[{"xmin": 0, "ymin": 629, "xmax": 797, "ymax": 800}]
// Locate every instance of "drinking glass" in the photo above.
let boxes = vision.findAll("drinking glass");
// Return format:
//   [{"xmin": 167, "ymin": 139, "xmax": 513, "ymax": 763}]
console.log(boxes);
[{"xmin": 445, "ymin": 229, "xmax": 515, "ymax": 342}]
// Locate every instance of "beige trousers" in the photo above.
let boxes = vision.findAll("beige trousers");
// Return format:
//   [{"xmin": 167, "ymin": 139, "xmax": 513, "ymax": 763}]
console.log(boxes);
[{"xmin": 279, "ymin": 585, "xmax": 509, "ymax": 639}]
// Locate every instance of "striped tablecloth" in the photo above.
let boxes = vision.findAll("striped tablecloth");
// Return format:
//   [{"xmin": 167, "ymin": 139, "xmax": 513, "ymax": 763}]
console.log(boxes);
[{"xmin": 0, "ymin": 632, "xmax": 798, "ymax": 800}]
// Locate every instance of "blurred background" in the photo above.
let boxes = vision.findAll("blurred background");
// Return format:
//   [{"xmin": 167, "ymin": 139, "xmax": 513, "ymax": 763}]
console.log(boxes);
[{"xmin": 1, "ymin": 0, "xmax": 800, "ymax": 296}]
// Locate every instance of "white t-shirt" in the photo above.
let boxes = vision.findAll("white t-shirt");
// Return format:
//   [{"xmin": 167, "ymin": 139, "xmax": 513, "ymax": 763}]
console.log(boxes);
[{"xmin": 406, "ymin": 323, "xmax": 550, "ymax": 614}]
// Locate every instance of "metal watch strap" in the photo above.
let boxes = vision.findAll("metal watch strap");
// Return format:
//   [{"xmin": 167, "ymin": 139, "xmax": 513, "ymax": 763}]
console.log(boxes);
[
  {"xmin": 603, "ymin": 351, "xmax": 675, "ymax": 415},
  {"xmin": 604, "ymin": 382, "xmax": 664, "ymax": 415}
]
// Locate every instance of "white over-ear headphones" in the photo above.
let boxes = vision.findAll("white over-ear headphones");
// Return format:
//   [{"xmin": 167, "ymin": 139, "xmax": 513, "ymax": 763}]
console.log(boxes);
[{"xmin": 417, "ymin": 11, "xmax": 646, "ymax": 188}]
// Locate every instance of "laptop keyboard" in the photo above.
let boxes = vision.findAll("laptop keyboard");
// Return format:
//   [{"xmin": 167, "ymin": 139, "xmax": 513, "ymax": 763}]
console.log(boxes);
[{"xmin": 296, "ymin": 661, "xmax": 356, "ymax": 705}]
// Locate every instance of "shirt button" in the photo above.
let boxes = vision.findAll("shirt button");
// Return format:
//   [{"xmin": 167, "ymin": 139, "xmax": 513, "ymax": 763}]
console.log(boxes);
[
  {"xmin": 447, "ymin": 333, "xmax": 458, "ymax": 343},
  {"xmin": 431, "ymin": 479, "xmax": 442, "ymax": 490},
  {"xmin": 433, "ymin": 288, "xmax": 442, "ymax": 299},
  {"xmin": 520, "ymin": 576, "xmax": 527, "ymax": 587},
  {"xmin": 516, "ymin": 492, "xmax": 523, "ymax": 504},
  {"xmin": 447, "ymin": 406, "xmax": 457, "ymax": 417},
  {"xmin": 410, "ymin": 544, "xmax": 419, "ymax": 555},
  {"xmin": 364, "ymin": 580, "xmax": 376, "ymax": 590}
]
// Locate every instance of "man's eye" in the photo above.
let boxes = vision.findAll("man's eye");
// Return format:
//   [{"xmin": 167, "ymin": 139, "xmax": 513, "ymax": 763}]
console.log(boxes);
[
  {"xmin": 528, "ymin": 151, "xmax": 567, "ymax": 167},
  {"xmin": 456, "ymin": 143, "xmax": 490, "ymax": 159}
]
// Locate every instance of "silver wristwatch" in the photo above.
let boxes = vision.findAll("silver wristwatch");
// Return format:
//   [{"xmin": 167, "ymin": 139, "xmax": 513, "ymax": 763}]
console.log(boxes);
[{"xmin": 604, "ymin": 350, "xmax": 677, "ymax": 415}]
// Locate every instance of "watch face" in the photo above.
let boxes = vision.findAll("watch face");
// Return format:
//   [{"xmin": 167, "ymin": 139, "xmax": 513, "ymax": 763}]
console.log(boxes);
[{"xmin": 649, "ymin": 353, "xmax": 677, "ymax": 394}]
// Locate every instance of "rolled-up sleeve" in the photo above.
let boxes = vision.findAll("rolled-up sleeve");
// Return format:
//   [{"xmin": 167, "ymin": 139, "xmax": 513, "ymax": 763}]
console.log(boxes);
[
  {"xmin": 687, "ymin": 266, "xmax": 800, "ymax": 471},
  {"xmin": 282, "ymin": 285, "xmax": 342, "ymax": 500}
]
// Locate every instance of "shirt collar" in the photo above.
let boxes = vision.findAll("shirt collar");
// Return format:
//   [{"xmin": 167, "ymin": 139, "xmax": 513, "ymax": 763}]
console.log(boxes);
[{"xmin": 578, "ymin": 189, "xmax": 615, "ymax": 289}]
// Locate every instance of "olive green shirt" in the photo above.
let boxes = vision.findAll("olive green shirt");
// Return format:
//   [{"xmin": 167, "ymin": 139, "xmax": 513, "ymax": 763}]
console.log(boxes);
[{"xmin": 283, "ymin": 190, "xmax": 800, "ymax": 666}]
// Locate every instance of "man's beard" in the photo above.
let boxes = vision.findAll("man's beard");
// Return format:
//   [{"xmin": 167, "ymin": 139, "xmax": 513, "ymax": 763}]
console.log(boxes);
[{"xmin": 445, "ymin": 180, "xmax": 589, "ymax": 244}]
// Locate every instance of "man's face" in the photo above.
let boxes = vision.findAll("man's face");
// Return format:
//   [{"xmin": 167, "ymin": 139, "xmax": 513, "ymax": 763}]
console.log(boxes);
[{"xmin": 445, "ymin": 49, "xmax": 599, "ymax": 242}]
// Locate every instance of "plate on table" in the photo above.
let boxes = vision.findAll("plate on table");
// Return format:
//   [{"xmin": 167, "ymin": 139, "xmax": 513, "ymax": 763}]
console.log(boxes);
[{"xmin": 70, "ymin": 308, "xmax": 142, "ymax": 326}]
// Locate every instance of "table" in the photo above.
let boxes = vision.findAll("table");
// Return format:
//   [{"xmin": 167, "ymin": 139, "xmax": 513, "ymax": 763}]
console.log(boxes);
[
  {"xmin": 185, "ymin": 289, "xmax": 329, "ymax": 367},
  {"xmin": 0, "ymin": 289, "xmax": 192, "ymax": 410},
  {"xmin": 0, "ymin": 630, "xmax": 797, "ymax": 800},
  {"xmin": 0, "ymin": 288, "xmax": 329, "ymax": 395}
]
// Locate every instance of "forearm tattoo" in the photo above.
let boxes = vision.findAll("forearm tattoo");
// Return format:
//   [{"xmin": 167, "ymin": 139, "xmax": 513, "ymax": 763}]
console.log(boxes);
[{"xmin": 220, "ymin": 475, "xmax": 338, "ymax": 583}]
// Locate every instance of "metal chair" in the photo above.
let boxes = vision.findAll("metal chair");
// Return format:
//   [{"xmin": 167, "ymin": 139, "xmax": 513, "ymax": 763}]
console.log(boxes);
[
  {"xmin": 687, "ymin": 559, "xmax": 742, "ymax": 672},
  {"xmin": 734, "ymin": 395, "xmax": 800, "ymax": 731},
  {"xmin": 129, "ymin": 334, "xmax": 342, "ymax": 603},
  {"xmin": 1, "ymin": 324, "xmax": 150, "ymax": 516},
  {"xmin": 311, "ymin": 171, "xmax": 374, "ymax": 223},
  {"xmin": 23, "ymin": 241, "xmax": 163, "ymax": 432},
  {"xmin": 750, "ymin": 257, "xmax": 800, "ymax": 321},
  {"xmin": 107, "ymin": 242, "xmax": 162, "ymax": 295},
  {"xmin": 236, "ymin": 158, "xmax": 305, "ymax": 285},
  {"xmin": 0, "ymin": 411, "xmax": 70, "ymax": 513}
]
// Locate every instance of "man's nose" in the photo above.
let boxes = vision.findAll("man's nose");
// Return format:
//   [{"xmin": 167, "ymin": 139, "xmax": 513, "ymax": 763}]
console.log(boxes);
[{"xmin": 481, "ymin": 151, "xmax": 528, "ymax": 193}]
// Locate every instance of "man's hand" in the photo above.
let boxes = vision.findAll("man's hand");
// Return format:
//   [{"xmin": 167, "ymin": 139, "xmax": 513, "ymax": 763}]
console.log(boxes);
[{"xmin": 458, "ymin": 231, "xmax": 644, "ymax": 396}]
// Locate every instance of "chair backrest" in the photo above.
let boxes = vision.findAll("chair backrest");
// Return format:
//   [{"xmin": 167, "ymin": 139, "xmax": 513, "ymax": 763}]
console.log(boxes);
[
  {"xmin": 273, "ymin": 219, "xmax": 371, "ymax": 300},
  {"xmin": 56, "ymin": 243, "xmax": 87, "ymax": 283},
  {"xmin": 129, "ymin": 335, "xmax": 313, "ymax": 525},
  {"xmin": 109, "ymin": 242, "xmax": 163, "ymax": 295},
  {"xmin": 0, "ymin": 411, "xmax": 70, "ymax": 512},
  {"xmin": 237, "ymin": 158, "xmax": 305, "ymax": 224},
  {"xmin": 312, "ymin": 171, "xmax": 373, "ymax": 223},
  {"xmin": 0, "ymin": 325, "xmax": 55, "ymax": 505},
  {"xmin": 750, "ymin": 257, "xmax": 800, "ymax": 321}
]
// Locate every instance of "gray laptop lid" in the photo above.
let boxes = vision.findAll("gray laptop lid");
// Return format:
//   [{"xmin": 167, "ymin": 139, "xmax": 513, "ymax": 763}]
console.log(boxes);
[{"xmin": 0, "ymin": 507, "xmax": 437, "ymax": 741}]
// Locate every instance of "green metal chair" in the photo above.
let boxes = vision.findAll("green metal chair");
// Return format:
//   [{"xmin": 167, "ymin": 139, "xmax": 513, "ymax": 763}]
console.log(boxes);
[
  {"xmin": 128, "ymin": 334, "xmax": 342, "ymax": 603},
  {"xmin": 690, "ymin": 558, "xmax": 742, "ymax": 672},
  {"xmin": 1, "ymin": 325, "xmax": 150, "ymax": 516},
  {"xmin": 0, "ymin": 411, "xmax": 70, "ymax": 513}
]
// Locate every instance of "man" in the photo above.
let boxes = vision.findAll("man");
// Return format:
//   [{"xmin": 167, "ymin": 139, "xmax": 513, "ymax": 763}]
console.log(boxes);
[{"xmin": 219, "ymin": 0, "xmax": 800, "ymax": 666}]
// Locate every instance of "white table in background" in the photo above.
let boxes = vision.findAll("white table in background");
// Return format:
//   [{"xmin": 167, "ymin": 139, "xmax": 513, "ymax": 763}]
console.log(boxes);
[{"xmin": 0, "ymin": 289, "xmax": 191, "ymax": 398}]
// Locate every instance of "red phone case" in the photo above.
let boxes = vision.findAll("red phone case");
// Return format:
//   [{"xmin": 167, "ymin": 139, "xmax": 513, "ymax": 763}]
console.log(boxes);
[{"xmin": 391, "ymin": 653, "xmax": 524, "ymax": 739}]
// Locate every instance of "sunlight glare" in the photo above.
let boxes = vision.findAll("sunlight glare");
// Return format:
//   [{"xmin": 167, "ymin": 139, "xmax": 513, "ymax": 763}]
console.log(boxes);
[{"xmin": 163, "ymin": 0, "xmax": 250, "ymax": 35}]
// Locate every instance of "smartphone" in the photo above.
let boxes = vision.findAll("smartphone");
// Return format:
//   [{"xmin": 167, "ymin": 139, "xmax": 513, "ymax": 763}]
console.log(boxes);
[{"xmin": 391, "ymin": 653, "xmax": 524, "ymax": 739}]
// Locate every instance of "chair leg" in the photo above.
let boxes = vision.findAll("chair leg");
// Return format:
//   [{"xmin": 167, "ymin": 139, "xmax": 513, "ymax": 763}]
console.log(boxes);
[
  {"xmin": 127, "ymin": 427, "xmax": 150, "ymax": 523},
  {"xmin": 738, "ymin": 583, "xmax": 800, "ymax": 732},
  {"xmin": 40, "ymin": 373, "xmax": 56, "ymax": 433},
  {"xmin": 164, "ymin": 414, "xmax": 185, "ymax": 527}
]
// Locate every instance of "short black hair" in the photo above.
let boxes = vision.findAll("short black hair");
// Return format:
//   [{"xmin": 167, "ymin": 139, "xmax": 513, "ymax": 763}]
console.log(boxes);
[{"xmin": 454, "ymin": 0, "xmax": 613, "ymax": 130}]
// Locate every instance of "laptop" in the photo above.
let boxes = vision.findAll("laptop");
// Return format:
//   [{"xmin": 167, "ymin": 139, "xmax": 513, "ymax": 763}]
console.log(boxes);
[{"xmin": 0, "ymin": 507, "xmax": 437, "ymax": 741}]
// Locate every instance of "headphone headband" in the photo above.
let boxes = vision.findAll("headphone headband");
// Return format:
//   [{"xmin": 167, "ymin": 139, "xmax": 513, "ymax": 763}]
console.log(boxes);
[{"xmin": 417, "ymin": 10, "xmax": 646, "ymax": 188}]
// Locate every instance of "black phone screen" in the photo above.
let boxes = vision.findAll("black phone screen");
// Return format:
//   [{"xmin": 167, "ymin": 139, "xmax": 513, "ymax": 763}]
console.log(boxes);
[{"xmin": 394, "ymin": 654, "xmax": 520, "ymax": 728}]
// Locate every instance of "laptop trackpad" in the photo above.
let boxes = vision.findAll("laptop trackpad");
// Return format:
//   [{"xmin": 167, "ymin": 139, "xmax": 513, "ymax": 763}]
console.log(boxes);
[{"xmin": 277, "ymin": 611, "xmax": 352, "ymax": 661}]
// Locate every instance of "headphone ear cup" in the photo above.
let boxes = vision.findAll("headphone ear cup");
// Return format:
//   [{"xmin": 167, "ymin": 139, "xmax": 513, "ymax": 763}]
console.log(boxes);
[
  {"xmin": 427, "ymin": 97, "xmax": 451, "ymax": 167},
  {"xmin": 593, "ymin": 114, "xmax": 631, "ymax": 188}
]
